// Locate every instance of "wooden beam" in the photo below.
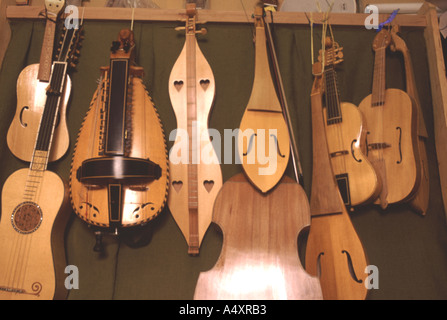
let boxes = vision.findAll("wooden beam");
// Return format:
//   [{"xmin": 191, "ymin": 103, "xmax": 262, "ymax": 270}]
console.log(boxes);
[
  {"xmin": 6, "ymin": 5, "xmax": 427, "ymax": 27},
  {"xmin": 419, "ymin": 2, "xmax": 447, "ymax": 216}
]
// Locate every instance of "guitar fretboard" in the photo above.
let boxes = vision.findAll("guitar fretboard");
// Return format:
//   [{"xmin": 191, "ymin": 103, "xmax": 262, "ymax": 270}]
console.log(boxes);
[
  {"xmin": 324, "ymin": 66, "xmax": 342, "ymax": 124},
  {"xmin": 371, "ymin": 47, "xmax": 386, "ymax": 107}
]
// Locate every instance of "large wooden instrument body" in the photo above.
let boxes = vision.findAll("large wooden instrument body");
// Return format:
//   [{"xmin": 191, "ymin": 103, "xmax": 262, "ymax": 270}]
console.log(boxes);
[
  {"xmin": 306, "ymin": 60, "xmax": 369, "ymax": 300},
  {"xmin": 358, "ymin": 29, "xmax": 420, "ymax": 208},
  {"xmin": 0, "ymin": 169, "xmax": 69, "ymax": 300},
  {"xmin": 194, "ymin": 173, "xmax": 322, "ymax": 300},
  {"xmin": 168, "ymin": 5, "xmax": 222, "ymax": 255},
  {"xmin": 70, "ymin": 30, "xmax": 168, "ymax": 229},
  {"xmin": 390, "ymin": 25, "xmax": 429, "ymax": 215},
  {"xmin": 238, "ymin": 7, "xmax": 290, "ymax": 194},
  {"xmin": 7, "ymin": 0, "xmax": 69, "ymax": 163},
  {"xmin": 321, "ymin": 41, "xmax": 380, "ymax": 207}
]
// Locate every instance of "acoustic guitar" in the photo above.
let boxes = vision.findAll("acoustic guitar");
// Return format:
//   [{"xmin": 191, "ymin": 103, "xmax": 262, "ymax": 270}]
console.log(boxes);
[
  {"xmin": 70, "ymin": 30, "xmax": 168, "ymax": 242},
  {"xmin": 320, "ymin": 38, "xmax": 381, "ymax": 207},
  {"xmin": 358, "ymin": 29, "xmax": 420, "ymax": 209},
  {"xmin": 305, "ymin": 46, "xmax": 369, "ymax": 300},
  {"xmin": 168, "ymin": 3, "xmax": 223, "ymax": 255},
  {"xmin": 0, "ymin": 25, "xmax": 83, "ymax": 300},
  {"xmin": 7, "ymin": 0, "xmax": 70, "ymax": 163}
]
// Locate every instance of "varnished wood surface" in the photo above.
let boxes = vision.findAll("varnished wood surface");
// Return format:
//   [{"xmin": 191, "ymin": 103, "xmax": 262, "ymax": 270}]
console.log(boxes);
[
  {"xmin": 390, "ymin": 25, "xmax": 429, "ymax": 215},
  {"xmin": 194, "ymin": 173, "xmax": 322, "ymax": 300},
  {"xmin": 7, "ymin": 64, "xmax": 70, "ymax": 163},
  {"xmin": 324, "ymin": 102, "xmax": 381, "ymax": 207},
  {"xmin": 359, "ymin": 89, "xmax": 420, "ymax": 207},
  {"xmin": 70, "ymin": 77, "xmax": 169, "ymax": 228},
  {"xmin": 0, "ymin": 169, "xmax": 69, "ymax": 300}
]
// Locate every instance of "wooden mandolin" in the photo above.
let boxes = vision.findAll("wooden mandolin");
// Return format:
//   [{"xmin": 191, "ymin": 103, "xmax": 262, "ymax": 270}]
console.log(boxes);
[
  {"xmin": 7, "ymin": 0, "xmax": 70, "ymax": 163},
  {"xmin": 168, "ymin": 3, "xmax": 222, "ymax": 255},
  {"xmin": 237, "ymin": 6, "xmax": 290, "ymax": 194},
  {"xmin": 0, "ymin": 25, "xmax": 82, "ymax": 300},
  {"xmin": 320, "ymin": 38, "xmax": 381, "ymax": 207},
  {"xmin": 305, "ymin": 52, "xmax": 369, "ymax": 300},
  {"xmin": 390, "ymin": 25, "xmax": 429, "ymax": 215},
  {"xmin": 358, "ymin": 29, "xmax": 420, "ymax": 209},
  {"xmin": 69, "ymin": 30, "xmax": 168, "ymax": 239}
]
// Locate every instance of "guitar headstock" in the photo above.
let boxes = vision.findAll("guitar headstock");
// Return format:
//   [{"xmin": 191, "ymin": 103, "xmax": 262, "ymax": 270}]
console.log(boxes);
[
  {"xmin": 318, "ymin": 37, "xmax": 344, "ymax": 68},
  {"xmin": 55, "ymin": 24, "xmax": 84, "ymax": 70},
  {"xmin": 110, "ymin": 29, "xmax": 136, "ymax": 61},
  {"xmin": 44, "ymin": 0, "xmax": 65, "ymax": 16},
  {"xmin": 373, "ymin": 29, "xmax": 392, "ymax": 52}
]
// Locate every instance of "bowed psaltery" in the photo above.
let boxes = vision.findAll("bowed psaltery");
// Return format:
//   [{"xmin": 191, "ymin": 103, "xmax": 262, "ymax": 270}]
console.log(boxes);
[
  {"xmin": 69, "ymin": 29, "xmax": 168, "ymax": 249},
  {"xmin": 168, "ymin": 3, "xmax": 222, "ymax": 255}
]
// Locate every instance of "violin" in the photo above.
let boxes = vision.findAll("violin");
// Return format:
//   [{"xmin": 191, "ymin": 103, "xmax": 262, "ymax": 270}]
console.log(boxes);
[
  {"xmin": 69, "ymin": 29, "xmax": 168, "ymax": 246},
  {"xmin": 168, "ymin": 3, "xmax": 223, "ymax": 255},
  {"xmin": 319, "ymin": 37, "xmax": 381, "ymax": 207},
  {"xmin": 305, "ymin": 39, "xmax": 369, "ymax": 300},
  {"xmin": 0, "ymin": 23, "xmax": 82, "ymax": 300},
  {"xmin": 358, "ymin": 29, "xmax": 421, "ymax": 209},
  {"xmin": 7, "ymin": 0, "xmax": 71, "ymax": 163}
]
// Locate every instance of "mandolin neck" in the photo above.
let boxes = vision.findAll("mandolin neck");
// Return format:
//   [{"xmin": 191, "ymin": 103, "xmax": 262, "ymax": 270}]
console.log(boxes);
[
  {"xmin": 324, "ymin": 65, "xmax": 342, "ymax": 124},
  {"xmin": 371, "ymin": 47, "xmax": 386, "ymax": 107}
]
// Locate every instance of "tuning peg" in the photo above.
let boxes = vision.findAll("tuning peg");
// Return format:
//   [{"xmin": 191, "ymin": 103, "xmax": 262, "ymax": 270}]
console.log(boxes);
[
  {"xmin": 196, "ymin": 28, "xmax": 207, "ymax": 35},
  {"xmin": 175, "ymin": 26, "xmax": 186, "ymax": 32}
]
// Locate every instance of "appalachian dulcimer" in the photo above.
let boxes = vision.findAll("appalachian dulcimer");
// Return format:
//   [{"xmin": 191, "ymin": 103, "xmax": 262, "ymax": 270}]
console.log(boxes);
[
  {"xmin": 238, "ymin": 6, "xmax": 290, "ymax": 193},
  {"xmin": 0, "ymin": 25, "xmax": 83, "ymax": 300},
  {"xmin": 358, "ymin": 29, "xmax": 421, "ymax": 209},
  {"xmin": 194, "ymin": 5, "xmax": 322, "ymax": 300},
  {"xmin": 320, "ymin": 38, "xmax": 381, "ymax": 208},
  {"xmin": 305, "ymin": 39, "xmax": 369, "ymax": 300},
  {"xmin": 390, "ymin": 25, "xmax": 429, "ymax": 215},
  {"xmin": 7, "ymin": 0, "xmax": 70, "ymax": 163},
  {"xmin": 70, "ymin": 29, "xmax": 168, "ymax": 245},
  {"xmin": 168, "ymin": 3, "xmax": 222, "ymax": 255}
]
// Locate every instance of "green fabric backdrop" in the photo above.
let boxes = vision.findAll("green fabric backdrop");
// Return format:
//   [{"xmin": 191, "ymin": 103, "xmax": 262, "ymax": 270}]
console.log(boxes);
[{"xmin": 0, "ymin": 18, "xmax": 446, "ymax": 300}]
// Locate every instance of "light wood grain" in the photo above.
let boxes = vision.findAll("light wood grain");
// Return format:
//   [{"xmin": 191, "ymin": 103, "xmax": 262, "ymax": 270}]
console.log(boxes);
[
  {"xmin": 238, "ymin": 10, "xmax": 290, "ymax": 193},
  {"xmin": 167, "ymin": 12, "xmax": 222, "ymax": 254},
  {"xmin": 7, "ymin": 64, "xmax": 70, "ymax": 163},
  {"xmin": 194, "ymin": 173, "xmax": 323, "ymax": 300},
  {"xmin": 306, "ymin": 67, "xmax": 368, "ymax": 300},
  {"xmin": 0, "ymin": 169, "xmax": 69, "ymax": 300}
]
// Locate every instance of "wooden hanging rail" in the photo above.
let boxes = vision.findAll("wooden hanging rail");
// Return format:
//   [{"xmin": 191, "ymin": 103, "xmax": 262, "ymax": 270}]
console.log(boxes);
[{"xmin": 6, "ymin": 6, "xmax": 427, "ymax": 28}]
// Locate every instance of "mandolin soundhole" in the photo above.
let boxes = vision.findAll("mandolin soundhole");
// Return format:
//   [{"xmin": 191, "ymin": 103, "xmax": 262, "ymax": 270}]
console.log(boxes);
[{"xmin": 11, "ymin": 202, "xmax": 43, "ymax": 234}]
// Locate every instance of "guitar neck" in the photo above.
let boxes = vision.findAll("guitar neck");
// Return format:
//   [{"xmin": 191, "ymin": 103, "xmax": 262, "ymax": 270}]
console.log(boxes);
[
  {"xmin": 37, "ymin": 15, "xmax": 57, "ymax": 82},
  {"xmin": 324, "ymin": 66, "xmax": 342, "ymax": 124},
  {"xmin": 371, "ymin": 47, "xmax": 386, "ymax": 107},
  {"xmin": 32, "ymin": 61, "xmax": 68, "ymax": 171}
]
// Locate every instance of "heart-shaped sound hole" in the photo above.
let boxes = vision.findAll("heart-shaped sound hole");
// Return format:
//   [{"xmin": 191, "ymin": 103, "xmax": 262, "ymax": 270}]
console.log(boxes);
[
  {"xmin": 172, "ymin": 181, "xmax": 183, "ymax": 192},
  {"xmin": 203, "ymin": 180, "xmax": 214, "ymax": 193},
  {"xmin": 200, "ymin": 79, "xmax": 210, "ymax": 91},
  {"xmin": 174, "ymin": 80, "xmax": 184, "ymax": 92}
]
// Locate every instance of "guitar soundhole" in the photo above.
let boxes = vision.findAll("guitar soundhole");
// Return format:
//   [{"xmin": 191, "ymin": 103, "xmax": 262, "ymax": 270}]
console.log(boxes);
[{"xmin": 11, "ymin": 202, "xmax": 43, "ymax": 234}]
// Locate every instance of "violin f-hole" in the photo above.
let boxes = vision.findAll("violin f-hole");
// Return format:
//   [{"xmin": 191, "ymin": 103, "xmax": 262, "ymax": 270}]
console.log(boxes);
[
  {"xmin": 351, "ymin": 139, "xmax": 362, "ymax": 163},
  {"xmin": 396, "ymin": 127, "xmax": 402, "ymax": 164},
  {"xmin": 270, "ymin": 134, "xmax": 286, "ymax": 158},
  {"xmin": 19, "ymin": 106, "xmax": 29, "ymax": 127},
  {"xmin": 316, "ymin": 252, "xmax": 324, "ymax": 278},
  {"xmin": 341, "ymin": 250, "xmax": 363, "ymax": 284},
  {"xmin": 243, "ymin": 133, "xmax": 257, "ymax": 156}
]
